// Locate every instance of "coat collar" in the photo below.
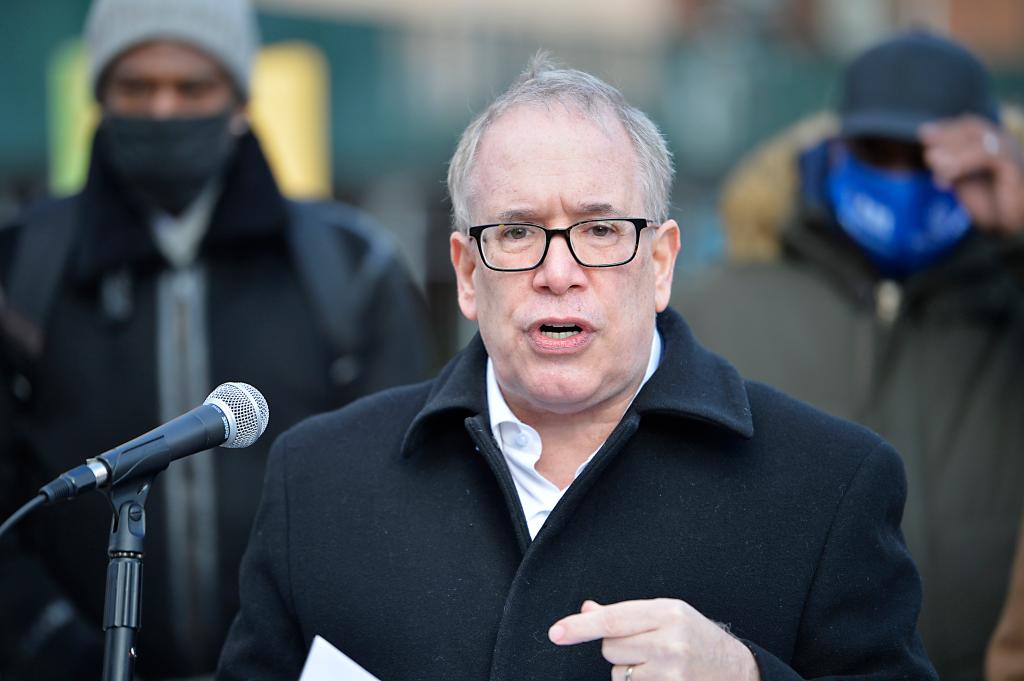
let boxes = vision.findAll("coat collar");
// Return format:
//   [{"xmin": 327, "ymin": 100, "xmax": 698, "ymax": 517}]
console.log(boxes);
[
  {"xmin": 399, "ymin": 307, "xmax": 754, "ymax": 457},
  {"xmin": 72, "ymin": 128, "xmax": 289, "ymax": 283}
]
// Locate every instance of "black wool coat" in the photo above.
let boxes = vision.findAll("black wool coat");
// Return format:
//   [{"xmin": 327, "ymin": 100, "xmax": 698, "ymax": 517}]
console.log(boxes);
[{"xmin": 218, "ymin": 308, "xmax": 936, "ymax": 681}]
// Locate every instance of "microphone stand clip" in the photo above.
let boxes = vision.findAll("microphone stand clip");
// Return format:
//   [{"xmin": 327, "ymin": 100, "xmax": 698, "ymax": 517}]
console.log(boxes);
[{"xmin": 101, "ymin": 471, "xmax": 154, "ymax": 681}]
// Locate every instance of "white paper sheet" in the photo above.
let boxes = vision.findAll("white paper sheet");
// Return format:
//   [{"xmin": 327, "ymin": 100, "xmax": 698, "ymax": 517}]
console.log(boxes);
[{"xmin": 298, "ymin": 635, "xmax": 381, "ymax": 681}]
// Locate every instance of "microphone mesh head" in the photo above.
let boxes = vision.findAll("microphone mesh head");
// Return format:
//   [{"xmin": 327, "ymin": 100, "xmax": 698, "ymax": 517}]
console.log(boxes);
[{"xmin": 205, "ymin": 382, "xmax": 270, "ymax": 448}]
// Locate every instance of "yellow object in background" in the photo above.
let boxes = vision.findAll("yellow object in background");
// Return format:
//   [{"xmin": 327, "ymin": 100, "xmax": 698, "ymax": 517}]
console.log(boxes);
[
  {"xmin": 46, "ymin": 40, "xmax": 332, "ymax": 199},
  {"xmin": 48, "ymin": 41, "xmax": 98, "ymax": 197},
  {"xmin": 250, "ymin": 43, "xmax": 332, "ymax": 199}
]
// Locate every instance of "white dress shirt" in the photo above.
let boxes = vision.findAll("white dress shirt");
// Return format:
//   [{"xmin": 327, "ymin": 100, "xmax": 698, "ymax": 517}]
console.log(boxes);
[{"xmin": 486, "ymin": 329, "xmax": 662, "ymax": 539}]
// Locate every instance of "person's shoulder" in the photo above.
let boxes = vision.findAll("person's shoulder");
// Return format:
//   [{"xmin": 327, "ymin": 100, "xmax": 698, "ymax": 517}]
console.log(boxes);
[
  {"xmin": 749, "ymin": 376, "xmax": 901, "ymax": 483},
  {"xmin": 0, "ymin": 195, "xmax": 78, "ymax": 278},
  {"xmin": 275, "ymin": 378, "xmax": 434, "ymax": 462},
  {"xmin": 748, "ymin": 376, "xmax": 881, "ymax": 441},
  {"xmin": 741, "ymin": 380, "xmax": 911, "ymax": 546},
  {"xmin": 743, "ymin": 378, "xmax": 895, "ymax": 473},
  {"xmin": 284, "ymin": 197, "xmax": 395, "ymax": 254},
  {"xmin": 8, "ymin": 194, "xmax": 79, "ymax": 231}
]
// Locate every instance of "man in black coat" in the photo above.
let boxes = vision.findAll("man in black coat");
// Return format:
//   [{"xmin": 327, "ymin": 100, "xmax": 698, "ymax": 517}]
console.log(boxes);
[
  {"xmin": 218, "ymin": 55, "xmax": 936, "ymax": 680},
  {"xmin": 0, "ymin": 0, "xmax": 429, "ymax": 679}
]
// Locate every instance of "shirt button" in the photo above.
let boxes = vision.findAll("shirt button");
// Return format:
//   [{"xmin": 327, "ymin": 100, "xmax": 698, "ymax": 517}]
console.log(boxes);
[{"xmin": 515, "ymin": 434, "xmax": 528, "ymax": 448}]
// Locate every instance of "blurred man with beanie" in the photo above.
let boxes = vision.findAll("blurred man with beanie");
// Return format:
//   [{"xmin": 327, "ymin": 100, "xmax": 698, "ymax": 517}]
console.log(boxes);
[
  {"xmin": 86, "ymin": 0, "xmax": 258, "ymax": 100},
  {"xmin": 675, "ymin": 30, "xmax": 1024, "ymax": 681},
  {"xmin": 0, "ymin": 0, "xmax": 430, "ymax": 678}
]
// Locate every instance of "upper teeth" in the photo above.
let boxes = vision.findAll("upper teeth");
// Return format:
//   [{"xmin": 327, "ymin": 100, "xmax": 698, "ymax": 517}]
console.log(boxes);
[{"xmin": 541, "ymin": 327, "xmax": 580, "ymax": 339}]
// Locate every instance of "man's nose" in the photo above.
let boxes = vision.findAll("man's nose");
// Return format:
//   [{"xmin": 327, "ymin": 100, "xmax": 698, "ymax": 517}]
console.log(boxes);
[
  {"xmin": 148, "ymin": 87, "xmax": 185, "ymax": 119},
  {"xmin": 533, "ymin": 232, "xmax": 587, "ymax": 294}
]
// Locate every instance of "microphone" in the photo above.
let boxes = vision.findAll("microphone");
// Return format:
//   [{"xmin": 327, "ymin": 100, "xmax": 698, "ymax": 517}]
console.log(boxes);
[{"xmin": 39, "ymin": 382, "xmax": 269, "ymax": 504}]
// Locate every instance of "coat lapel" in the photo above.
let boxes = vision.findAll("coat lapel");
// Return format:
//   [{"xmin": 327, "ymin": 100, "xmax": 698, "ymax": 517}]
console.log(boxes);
[{"xmin": 400, "ymin": 309, "xmax": 754, "ymax": 545}]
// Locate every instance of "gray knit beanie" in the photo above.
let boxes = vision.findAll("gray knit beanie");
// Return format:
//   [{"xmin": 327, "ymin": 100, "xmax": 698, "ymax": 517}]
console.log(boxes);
[{"xmin": 85, "ymin": 0, "xmax": 260, "ymax": 99}]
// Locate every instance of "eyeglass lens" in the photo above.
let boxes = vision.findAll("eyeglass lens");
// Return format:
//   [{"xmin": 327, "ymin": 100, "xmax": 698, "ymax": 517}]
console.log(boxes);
[{"xmin": 479, "ymin": 219, "xmax": 638, "ymax": 269}]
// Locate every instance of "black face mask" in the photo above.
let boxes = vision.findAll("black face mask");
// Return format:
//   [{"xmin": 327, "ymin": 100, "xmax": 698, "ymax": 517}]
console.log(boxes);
[{"xmin": 101, "ymin": 110, "xmax": 237, "ymax": 216}]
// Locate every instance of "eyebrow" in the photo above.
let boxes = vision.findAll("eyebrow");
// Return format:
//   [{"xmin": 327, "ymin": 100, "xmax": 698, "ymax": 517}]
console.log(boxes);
[
  {"xmin": 576, "ymin": 202, "xmax": 621, "ymax": 217},
  {"xmin": 493, "ymin": 202, "xmax": 625, "ymax": 224},
  {"xmin": 493, "ymin": 209, "xmax": 538, "ymax": 223},
  {"xmin": 110, "ymin": 61, "xmax": 224, "ymax": 85}
]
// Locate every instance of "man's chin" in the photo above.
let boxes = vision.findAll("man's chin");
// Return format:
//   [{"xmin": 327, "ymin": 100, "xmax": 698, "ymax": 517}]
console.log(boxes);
[{"xmin": 514, "ymin": 381, "xmax": 608, "ymax": 417}]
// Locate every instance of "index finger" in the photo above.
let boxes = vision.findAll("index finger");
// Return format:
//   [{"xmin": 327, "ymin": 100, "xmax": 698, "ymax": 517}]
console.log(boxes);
[
  {"xmin": 919, "ymin": 116, "xmax": 1006, "ymax": 184},
  {"xmin": 548, "ymin": 599, "xmax": 677, "ymax": 646},
  {"xmin": 918, "ymin": 114, "xmax": 992, "ymax": 145}
]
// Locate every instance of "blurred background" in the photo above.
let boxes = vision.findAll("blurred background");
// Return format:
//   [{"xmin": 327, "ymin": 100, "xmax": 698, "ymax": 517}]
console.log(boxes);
[{"xmin": 2, "ymin": 0, "xmax": 1023, "ymax": 364}]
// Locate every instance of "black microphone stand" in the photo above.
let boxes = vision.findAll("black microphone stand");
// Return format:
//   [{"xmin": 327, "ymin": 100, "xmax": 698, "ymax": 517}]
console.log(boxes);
[
  {"xmin": 0, "ymin": 384, "xmax": 267, "ymax": 680},
  {"xmin": 101, "ymin": 476, "xmax": 153, "ymax": 681}
]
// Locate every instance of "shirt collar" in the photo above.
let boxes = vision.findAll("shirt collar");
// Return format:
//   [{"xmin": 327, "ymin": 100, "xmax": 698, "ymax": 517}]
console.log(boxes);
[{"xmin": 400, "ymin": 308, "xmax": 753, "ymax": 458}]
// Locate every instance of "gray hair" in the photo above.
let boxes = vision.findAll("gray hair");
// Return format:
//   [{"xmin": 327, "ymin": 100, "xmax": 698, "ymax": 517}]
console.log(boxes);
[{"xmin": 446, "ymin": 53, "xmax": 674, "ymax": 233}]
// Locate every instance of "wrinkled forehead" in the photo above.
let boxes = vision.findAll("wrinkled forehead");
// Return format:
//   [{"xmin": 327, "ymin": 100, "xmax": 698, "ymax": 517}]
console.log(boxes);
[{"xmin": 466, "ymin": 102, "xmax": 643, "ymax": 221}]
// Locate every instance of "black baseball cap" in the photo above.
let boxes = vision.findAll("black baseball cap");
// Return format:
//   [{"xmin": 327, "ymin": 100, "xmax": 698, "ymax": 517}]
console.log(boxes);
[{"xmin": 839, "ymin": 30, "xmax": 999, "ymax": 142}]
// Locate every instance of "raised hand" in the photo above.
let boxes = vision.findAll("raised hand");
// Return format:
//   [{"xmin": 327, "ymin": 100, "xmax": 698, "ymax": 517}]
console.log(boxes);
[{"xmin": 920, "ymin": 114, "xmax": 1024, "ymax": 235}]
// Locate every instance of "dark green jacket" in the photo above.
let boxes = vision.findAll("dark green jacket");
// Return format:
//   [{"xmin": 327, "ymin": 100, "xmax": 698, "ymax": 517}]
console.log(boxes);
[{"xmin": 676, "ymin": 136, "xmax": 1024, "ymax": 681}]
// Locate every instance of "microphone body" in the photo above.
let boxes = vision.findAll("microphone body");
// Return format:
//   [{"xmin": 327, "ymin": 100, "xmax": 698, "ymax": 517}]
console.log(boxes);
[{"xmin": 39, "ymin": 382, "xmax": 268, "ymax": 503}]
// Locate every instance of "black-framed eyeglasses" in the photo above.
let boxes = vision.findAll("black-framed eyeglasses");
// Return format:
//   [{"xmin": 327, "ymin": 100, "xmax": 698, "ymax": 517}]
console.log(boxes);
[{"xmin": 467, "ymin": 218, "xmax": 653, "ymax": 272}]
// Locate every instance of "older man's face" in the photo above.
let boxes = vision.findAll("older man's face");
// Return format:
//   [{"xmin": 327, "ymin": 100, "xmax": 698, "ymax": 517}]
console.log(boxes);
[{"xmin": 450, "ymin": 104, "xmax": 679, "ymax": 421}]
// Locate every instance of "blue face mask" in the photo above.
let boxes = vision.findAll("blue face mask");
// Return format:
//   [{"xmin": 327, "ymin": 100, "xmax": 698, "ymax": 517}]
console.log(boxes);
[{"xmin": 825, "ymin": 147, "xmax": 971, "ymax": 278}]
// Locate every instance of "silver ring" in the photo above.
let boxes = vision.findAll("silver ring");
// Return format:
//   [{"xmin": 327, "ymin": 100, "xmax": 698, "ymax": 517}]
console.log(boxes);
[
  {"xmin": 983, "ymin": 129, "xmax": 1001, "ymax": 156},
  {"xmin": 625, "ymin": 665, "xmax": 634, "ymax": 681}
]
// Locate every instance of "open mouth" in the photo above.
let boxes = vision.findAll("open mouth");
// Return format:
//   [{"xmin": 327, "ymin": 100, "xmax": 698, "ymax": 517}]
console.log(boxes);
[{"xmin": 539, "ymin": 323, "xmax": 582, "ymax": 340}]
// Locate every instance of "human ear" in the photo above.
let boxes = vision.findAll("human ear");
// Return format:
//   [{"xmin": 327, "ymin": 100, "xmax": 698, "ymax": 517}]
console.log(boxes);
[
  {"xmin": 650, "ymin": 219, "xmax": 680, "ymax": 312},
  {"xmin": 450, "ymin": 230, "xmax": 479, "ymax": 321}
]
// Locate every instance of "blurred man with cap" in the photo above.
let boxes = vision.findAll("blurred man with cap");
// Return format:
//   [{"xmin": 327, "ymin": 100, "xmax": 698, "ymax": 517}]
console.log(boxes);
[
  {"xmin": 676, "ymin": 30, "xmax": 1024, "ymax": 681},
  {"xmin": 0, "ymin": 0, "xmax": 430, "ymax": 679}
]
